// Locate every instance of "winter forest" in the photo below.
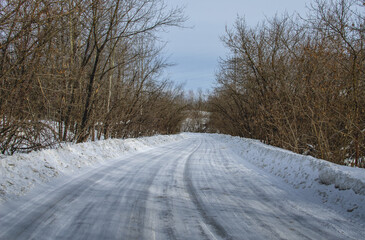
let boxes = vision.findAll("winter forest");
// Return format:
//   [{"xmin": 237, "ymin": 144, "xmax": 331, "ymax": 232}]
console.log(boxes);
[{"xmin": 0, "ymin": 0, "xmax": 364, "ymax": 167}]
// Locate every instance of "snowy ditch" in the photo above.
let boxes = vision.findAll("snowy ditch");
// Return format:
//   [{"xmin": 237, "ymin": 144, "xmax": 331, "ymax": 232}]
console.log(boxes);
[{"xmin": 0, "ymin": 134, "xmax": 187, "ymax": 203}]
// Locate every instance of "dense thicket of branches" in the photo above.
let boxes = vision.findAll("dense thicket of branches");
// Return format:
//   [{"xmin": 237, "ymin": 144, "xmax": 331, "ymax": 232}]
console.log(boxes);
[
  {"xmin": 0, "ymin": 0, "xmax": 186, "ymax": 154},
  {"xmin": 209, "ymin": 0, "xmax": 365, "ymax": 166}
]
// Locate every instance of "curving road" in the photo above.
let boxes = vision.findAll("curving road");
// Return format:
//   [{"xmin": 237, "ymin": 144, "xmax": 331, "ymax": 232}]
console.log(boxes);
[{"xmin": 0, "ymin": 135, "xmax": 363, "ymax": 239}]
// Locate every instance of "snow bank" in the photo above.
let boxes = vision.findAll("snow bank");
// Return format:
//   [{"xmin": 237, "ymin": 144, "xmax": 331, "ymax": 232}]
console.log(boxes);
[
  {"xmin": 215, "ymin": 134, "xmax": 365, "ymax": 218},
  {"xmin": 0, "ymin": 134, "xmax": 186, "ymax": 203}
]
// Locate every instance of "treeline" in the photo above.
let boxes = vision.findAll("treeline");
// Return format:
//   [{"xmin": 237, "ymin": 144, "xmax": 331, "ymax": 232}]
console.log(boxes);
[
  {"xmin": 0, "ymin": 0, "xmax": 186, "ymax": 154},
  {"xmin": 180, "ymin": 89, "xmax": 210, "ymax": 132},
  {"xmin": 209, "ymin": 0, "xmax": 365, "ymax": 166}
]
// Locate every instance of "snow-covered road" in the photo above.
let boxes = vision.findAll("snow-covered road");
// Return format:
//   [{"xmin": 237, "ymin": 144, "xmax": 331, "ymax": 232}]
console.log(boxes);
[{"xmin": 0, "ymin": 134, "xmax": 364, "ymax": 239}]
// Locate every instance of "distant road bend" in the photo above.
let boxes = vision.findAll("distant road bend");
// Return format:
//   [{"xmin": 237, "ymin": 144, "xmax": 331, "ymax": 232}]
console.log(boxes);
[{"xmin": 0, "ymin": 134, "xmax": 363, "ymax": 240}]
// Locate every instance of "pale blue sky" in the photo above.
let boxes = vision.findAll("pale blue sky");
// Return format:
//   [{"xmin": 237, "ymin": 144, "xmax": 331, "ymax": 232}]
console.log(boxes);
[{"xmin": 162, "ymin": 0, "xmax": 309, "ymax": 91}]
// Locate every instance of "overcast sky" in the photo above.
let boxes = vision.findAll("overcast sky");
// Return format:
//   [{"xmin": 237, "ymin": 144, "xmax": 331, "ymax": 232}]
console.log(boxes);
[{"xmin": 161, "ymin": 0, "xmax": 310, "ymax": 92}]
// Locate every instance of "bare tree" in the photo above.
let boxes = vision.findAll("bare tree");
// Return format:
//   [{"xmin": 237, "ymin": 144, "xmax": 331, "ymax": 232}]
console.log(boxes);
[
  {"xmin": 0, "ymin": 0, "xmax": 187, "ymax": 154},
  {"xmin": 209, "ymin": 0, "xmax": 365, "ymax": 167}
]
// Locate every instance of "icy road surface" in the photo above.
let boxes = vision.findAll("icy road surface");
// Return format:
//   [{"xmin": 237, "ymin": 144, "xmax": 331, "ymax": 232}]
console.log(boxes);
[{"xmin": 0, "ymin": 135, "xmax": 363, "ymax": 240}]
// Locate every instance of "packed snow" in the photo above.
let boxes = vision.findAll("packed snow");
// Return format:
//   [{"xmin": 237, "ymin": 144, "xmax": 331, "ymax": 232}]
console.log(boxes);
[
  {"xmin": 0, "ymin": 133, "xmax": 364, "ymax": 239},
  {"xmin": 0, "ymin": 134, "xmax": 187, "ymax": 203},
  {"xmin": 213, "ymin": 134, "xmax": 365, "ymax": 219}
]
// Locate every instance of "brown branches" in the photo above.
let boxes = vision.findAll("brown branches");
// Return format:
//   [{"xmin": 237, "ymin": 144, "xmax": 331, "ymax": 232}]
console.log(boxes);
[
  {"xmin": 210, "ymin": 0, "xmax": 365, "ymax": 167},
  {"xmin": 0, "ymin": 0, "xmax": 186, "ymax": 154}
]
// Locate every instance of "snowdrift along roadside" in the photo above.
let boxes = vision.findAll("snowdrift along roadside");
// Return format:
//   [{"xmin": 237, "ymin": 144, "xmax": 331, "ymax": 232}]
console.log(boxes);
[
  {"xmin": 225, "ymin": 135, "xmax": 365, "ymax": 194},
  {"xmin": 0, "ymin": 134, "xmax": 187, "ymax": 203},
  {"xmin": 214, "ymin": 134, "xmax": 365, "ymax": 218}
]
